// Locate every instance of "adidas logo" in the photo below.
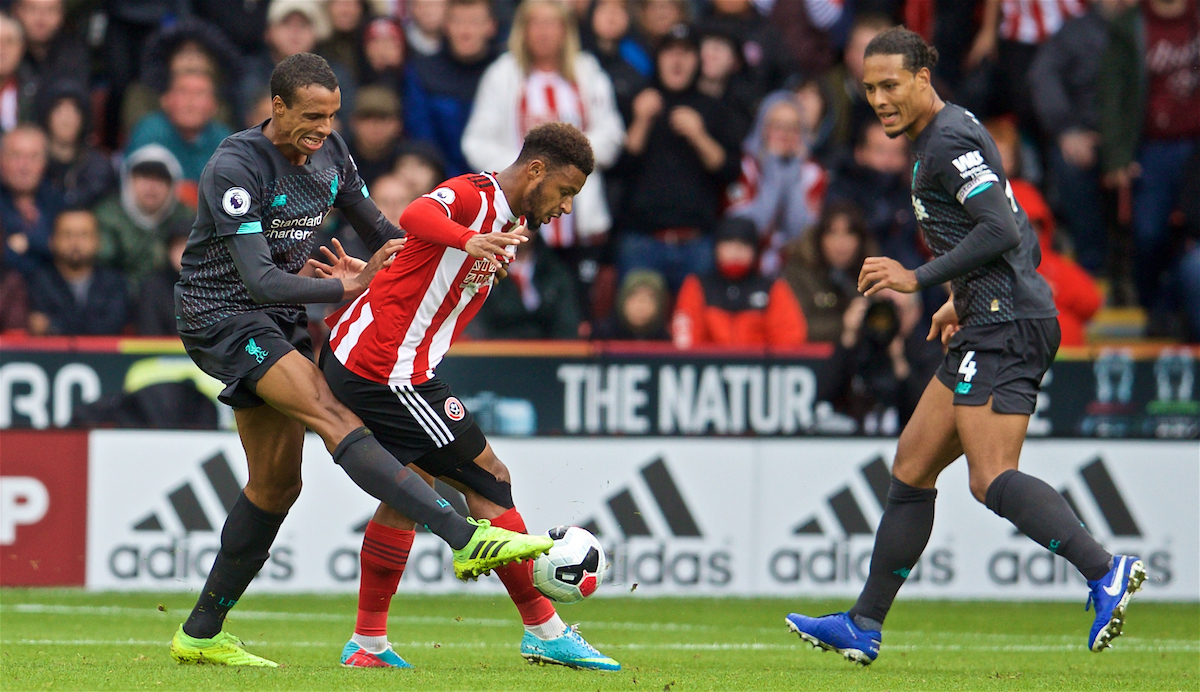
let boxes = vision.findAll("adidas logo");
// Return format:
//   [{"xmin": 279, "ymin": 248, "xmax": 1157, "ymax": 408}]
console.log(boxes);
[
  {"xmin": 132, "ymin": 452, "xmax": 242, "ymax": 534},
  {"xmin": 1017, "ymin": 457, "xmax": 1141, "ymax": 538},
  {"xmin": 578, "ymin": 457, "xmax": 702, "ymax": 539},
  {"xmin": 792, "ymin": 456, "xmax": 891, "ymax": 537}
]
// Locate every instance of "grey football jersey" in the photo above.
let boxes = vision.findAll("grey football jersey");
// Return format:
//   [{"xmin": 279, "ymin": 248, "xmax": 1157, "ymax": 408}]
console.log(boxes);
[
  {"xmin": 176, "ymin": 123, "xmax": 368, "ymax": 331},
  {"xmin": 910, "ymin": 104, "xmax": 1056, "ymax": 326}
]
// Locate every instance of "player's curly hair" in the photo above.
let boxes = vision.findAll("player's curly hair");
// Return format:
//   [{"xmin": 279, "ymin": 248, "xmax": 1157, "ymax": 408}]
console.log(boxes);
[
  {"xmin": 517, "ymin": 122, "xmax": 595, "ymax": 177},
  {"xmin": 864, "ymin": 26, "xmax": 939, "ymax": 74},
  {"xmin": 270, "ymin": 53, "xmax": 339, "ymax": 106}
]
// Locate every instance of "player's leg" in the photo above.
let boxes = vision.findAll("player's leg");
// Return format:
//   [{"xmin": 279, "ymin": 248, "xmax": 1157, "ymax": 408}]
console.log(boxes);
[
  {"xmin": 439, "ymin": 445, "xmax": 619, "ymax": 671},
  {"xmin": 171, "ymin": 404, "xmax": 303, "ymax": 667},
  {"xmin": 342, "ymin": 499, "xmax": 424, "ymax": 668},
  {"xmin": 254, "ymin": 351, "xmax": 476, "ymax": 550},
  {"xmin": 787, "ymin": 376, "xmax": 961, "ymax": 665}
]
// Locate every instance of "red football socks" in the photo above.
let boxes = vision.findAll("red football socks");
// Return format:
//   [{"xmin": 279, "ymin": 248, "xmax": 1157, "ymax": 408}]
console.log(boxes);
[
  {"xmin": 355, "ymin": 521, "xmax": 414, "ymax": 636},
  {"xmin": 489, "ymin": 508, "xmax": 557, "ymax": 626}
]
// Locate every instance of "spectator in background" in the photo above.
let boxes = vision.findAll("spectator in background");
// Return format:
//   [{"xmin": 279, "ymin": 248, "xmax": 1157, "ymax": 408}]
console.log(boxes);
[
  {"xmin": 789, "ymin": 74, "xmax": 838, "ymax": 165},
  {"xmin": 1, "ymin": 124, "xmax": 61, "ymax": 276},
  {"xmin": 1, "ymin": 13, "xmax": 30, "ymax": 132},
  {"xmin": 319, "ymin": 0, "xmax": 372, "ymax": 86},
  {"xmin": 695, "ymin": 28, "xmax": 756, "ymax": 143},
  {"xmin": 135, "ymin": 222, "xmax": 190, "ymax": 336},
  {"xmin": 243, "ymin": 90, "xmax": 274, "ymax": 129},
  {"xmin": 405, "ymin": 0, "xmax": 498, "ymax": 177},
  {"xmin": 671, "ymin": 216, "xmax": 807, "ymax": 348},
  {"xmin": 1029, "ymin": 0, "xmax": 1128, "ymax": 277},
  {"xmin": 770, "ymin": 0, "xmax": 840, "ymax": 78},
  {"xmin": 463, "ymin": 0, "xmax": 624, "ymax": 319},
  {"xmin": 191, "ymin": 0, "xmax": 270, "ymax": 60},
  {"xmin": 37, "ymin": 82, "xmax": 116, "ymax": 209},
  {"xmin": 406, "ymin": 0, "xmax": 448, "ymax": 58},
  {"xmin": 583, "ymin": 0, "xmax": 650, "ymax": 121},
  {"xmin": 825, "ymin": 120, "xmax": 919, "ymax": 269},
  {"xmin": 393, "ymin": 144, "xmax": 445, "ymax": 202},
  {"xmin": 729, "ymin": 91, "xmax": 826, "ymax": 276},
  {"xmin": 784, "ymin": 202, "xmax": 877, "ymax": 343},
  {"xmin": 360, "ymin": 16, "xmax": 408, "ymax": 94},
  {"xmin": 823, "ymin": 12, "xmax": 892, "ymax": 156},
  {"xmin": 27, "ymin": 209, "xmax": 128, "ymax": 336},
  {"xmin": 11, "ymin": 0, "xmax": 89, "ymax": 128},
  {"xmin": 966, "ymin": 0, "xmax": 1087, "ymax": 133},
  {"xmin": 698, "ymin": 0, "xmax": 792, "ymax": 94},
  {"xmin": 121, "ymin": 19, "xmax": 241, "ymax": 138},
  {"xmin": 470, "ymin": 234, "xmax": 583, "ymax": 339},
  {"xmin": 818, "ymin": 289, "xmax": 940, "ymax": 435},
  {"xmin": 635, "ymin": 0, "xmax": 689, "ymax": 54},
  {"xmin": 347, "ymin": 86, "xmax": 404, "ymax": 187},
  {"xmin": 617, "ymin": 24, "xmax": 741, "ymax": 289},
  {"xmin": 94, "ymin": 144, "xmax": 191, "ymax": 294},
  {"xmin": 368, "ymin": 171, "xmax": 416, "ymax": 226},
  {"xmin": 592, "ymin": 268, "xmax": 672, "ymax": 340},
  {"xmin": 0, "ymin": 251, "xmax": 28, "ymax": 330},
  {"xmin": 127, "ymin": 70, "xmax": 231, "ymax": 198},
  {"xmin": 1100, "ymin": 0, "xmax": 1200, "ymax": 335},
  {"xmin": 988, "ymin": 117, "xmax": 1102, "ymax": 347},
  {"xmin": 1177, "ymin": 147, "xmax": 1200, "ymax": 341}
]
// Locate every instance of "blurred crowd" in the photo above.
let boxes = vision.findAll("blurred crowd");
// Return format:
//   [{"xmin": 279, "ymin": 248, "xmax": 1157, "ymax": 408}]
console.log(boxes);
[{"xmin": 1, "ymin": 0, "xmax": 1198, "ymax": 430}]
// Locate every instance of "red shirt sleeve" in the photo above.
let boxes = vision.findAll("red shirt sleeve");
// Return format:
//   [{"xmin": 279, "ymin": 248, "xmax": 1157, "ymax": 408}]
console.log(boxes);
[
  {"xmin": 765, "ymin": 278, "xmax": 808, "ymax": 347},
  {"xmin": 397, "ymin": 177, "xmax": 482, "ymax": 250}
]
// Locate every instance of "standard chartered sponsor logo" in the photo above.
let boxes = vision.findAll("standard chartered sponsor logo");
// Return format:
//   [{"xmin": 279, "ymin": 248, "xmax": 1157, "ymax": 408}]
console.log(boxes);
[{"xmin": 268, "ymin": 214, "xmax": 325, "ymax": 233}]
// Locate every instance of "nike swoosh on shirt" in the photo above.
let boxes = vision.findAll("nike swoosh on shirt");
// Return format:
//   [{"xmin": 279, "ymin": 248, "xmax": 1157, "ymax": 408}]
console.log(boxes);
[{"xmin": 1103, "ymin": 556, "xmax": 1127, "ymax": 597}]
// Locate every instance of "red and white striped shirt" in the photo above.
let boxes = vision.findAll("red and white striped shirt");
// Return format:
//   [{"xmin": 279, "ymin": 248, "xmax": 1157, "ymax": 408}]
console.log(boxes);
[
  {"xmin": 999, "ymin": 0, "xmax": 1086, "ymax": 45},
  {"xmin": 326, "ymin": 172, "xmax": 519, "ymax": 386}
]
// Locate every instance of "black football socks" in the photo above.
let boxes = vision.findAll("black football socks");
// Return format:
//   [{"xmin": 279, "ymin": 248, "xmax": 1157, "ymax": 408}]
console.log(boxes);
[
  {"xmin": 985, "ymin": 469, "xmax": 1112, "ymax": 581},
  {"xmin": 848, "ymin": 477, "xmax": 938, "ymax": 632},
  {"xmin": 183, "ymin": 492, "xmax": 285, "ymax": 639},
  {"xmin": 332, "ymin": 427, "xmax": 475, "ymax": 550}
]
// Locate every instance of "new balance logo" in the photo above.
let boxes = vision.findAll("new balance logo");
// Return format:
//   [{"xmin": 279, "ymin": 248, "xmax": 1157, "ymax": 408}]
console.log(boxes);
[
  {"xmin": 792, "ymin": 456, "xmax": 891, "ymax": 536},
  {"xmin": 1016, "ymin": 457, "xmax": 1141, "ymax": 539},
  {"xmin": 131, "ymin": 452, "xmax": 242, "ymax": 534},
  {"xmin": 578, "ymin": 457, "xmax": 703, "ymax": 539}
]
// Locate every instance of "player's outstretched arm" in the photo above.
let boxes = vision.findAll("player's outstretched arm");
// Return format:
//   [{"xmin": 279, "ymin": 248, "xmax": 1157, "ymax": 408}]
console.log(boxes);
[
  {"xmin": 399, "ymin": 196, "xmax": 527, "ymax": 268},
  {"xmin": 224, "ymin": 233, "xmax": 403, "ymax": 304},
  {"xmin": 341, "ymin": 196, "xmax": 404, "ymax": 254},
  {"xmin": 914, "ymin": 175, "xmax": 1022, "ymax": 289}
]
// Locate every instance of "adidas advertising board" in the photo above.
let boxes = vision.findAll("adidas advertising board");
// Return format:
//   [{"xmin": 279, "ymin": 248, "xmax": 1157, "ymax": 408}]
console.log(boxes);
[{"xmin": 84, "ymin": 432, "xmax": 1196, "ymax": 599}]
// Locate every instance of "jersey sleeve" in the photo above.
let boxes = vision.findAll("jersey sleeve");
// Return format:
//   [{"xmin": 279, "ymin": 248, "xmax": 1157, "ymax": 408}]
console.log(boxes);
[
  {"xmin": 932, "ymin": 127, "xmax": 1002, "ymax": 206},
  {"xmin": 333, "ymin": 134, "xmax": 369, "ymax": 208},
  {"xmin": 204, "ymin": 149, "xmax": 264, "ymax": 238},
  {"xmin": 398, "ymin": 175, "xmax": 487, "ymax": 249},
  {"xmin": 420, "ymin": 175, "xmax": 486, "ymax": 225}
]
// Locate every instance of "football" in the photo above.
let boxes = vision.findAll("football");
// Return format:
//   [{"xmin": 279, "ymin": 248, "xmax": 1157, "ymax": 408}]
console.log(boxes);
[{"xmin": 532, "ymin": 525, "xmax": 606, "ymax": 603}]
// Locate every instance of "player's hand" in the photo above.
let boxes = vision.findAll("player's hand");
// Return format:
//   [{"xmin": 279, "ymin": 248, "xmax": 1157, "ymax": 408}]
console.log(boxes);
[
  {"xmin": 341, "ymin": 237, "xmax": 406, "ymax": 299},
  {"xmin": 1059, "ymin": 129, "xmax": 1098, "ymax": 169},
  {"xmin": 307, "ymin": 237, "xmax": 366, "ymax": 279},
  {"xmin": 858, "ymin": 256, "xmax": 919, "ymax": 296},
  {"xmin": 669, "ymin": 106, "xmax": 707, "ymax": 140},
  {"xmin": 840, "ymin": 297, "xmax": 869, "ymax": 348},
  {"xmin": 927, "ymin": 297, "xmax": 960, "ymax": 346},
  {"xmin": 632, "ymin": 88, "xmax": 664, "ymax": 122},
  {"xmin": 464, "ymin": 228, "xmax": 527, "ymax": 271}
]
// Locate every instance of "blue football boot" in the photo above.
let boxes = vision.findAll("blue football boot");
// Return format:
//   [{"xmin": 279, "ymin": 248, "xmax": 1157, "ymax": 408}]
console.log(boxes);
[
  {"xmin": 1086, "ymin": 555, "xmax": 1146, "ymax": 652},
  {"xmin": 520, "ymin": 626, "xmax": 620, "ymax": 671},
  {"xmin": 340, "ymin": 639, "xmax": 413, "ymax": 668},
  {"xmin": 786, "ymin": 612, "xmax": 880, "ymax": 665}
]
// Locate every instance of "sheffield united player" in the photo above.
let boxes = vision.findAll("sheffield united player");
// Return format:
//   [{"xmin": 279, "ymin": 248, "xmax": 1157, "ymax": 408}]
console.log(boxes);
[
  {"xmin": 785, "ymin": 28, "xmax": 1144, "ymax": 664},
  {"xmin": 319, "ymin": 123, "xmax": 619, "ymax": 671},
  {"xmin": 169, "ymin": 54, "xmax": 550, "ymax": 668}
]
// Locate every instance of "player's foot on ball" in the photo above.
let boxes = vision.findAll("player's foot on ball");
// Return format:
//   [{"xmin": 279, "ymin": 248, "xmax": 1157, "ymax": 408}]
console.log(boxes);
[
  {"xmin": 340, "ymin": 639, "xmax": 413, "ymax": 668},
  {"xmin": 452, "ymin": 518, "xmax": 553, "ymax": 581},
  {"xmin": 1086, "ymin": 554, "xmax": 1146, "ymax": 652},
  {"xmin": 169, "ymin": 625, "xmax": 278, "ymax": 667},
  {"xmin": 785, "ymin": 612, "xmax": 880, "ymax": 666},
  {"xmin": 520, "ymin": 626, "xmax": 621, "ymax": 671}
]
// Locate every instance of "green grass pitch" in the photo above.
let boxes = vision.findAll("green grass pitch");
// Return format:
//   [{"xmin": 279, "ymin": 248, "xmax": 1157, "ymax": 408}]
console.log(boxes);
[{"xmin": 1, "ymin": 589, "xmax": 1196, "ymax": 691}]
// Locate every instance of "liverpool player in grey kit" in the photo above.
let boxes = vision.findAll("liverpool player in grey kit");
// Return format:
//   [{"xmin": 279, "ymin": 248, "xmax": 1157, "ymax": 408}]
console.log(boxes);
[
  {"xmin": 785, "ymin": 28, "xmax": 1144, "ymax": 665},
  {"xmin": 169, "ymin": 53, "xmax": 549, "ymax": 667}
]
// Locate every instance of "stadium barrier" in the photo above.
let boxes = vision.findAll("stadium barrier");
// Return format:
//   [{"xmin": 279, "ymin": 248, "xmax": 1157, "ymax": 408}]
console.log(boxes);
[
  {"xmin": 2, "ymin": 337, "xmax": 1198, "ymax": 438},
  {"xmin": 3, "ymin": 430, "xmax": 1195, "ymax": 601}
]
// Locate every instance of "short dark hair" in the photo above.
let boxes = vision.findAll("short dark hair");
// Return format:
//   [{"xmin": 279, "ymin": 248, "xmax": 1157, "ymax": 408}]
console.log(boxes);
[
  {"xmin": 448, "ymin": 0, "xmax": 493, "ymax": 14},
  {"xmin": 270, "ymin": 53, "xmax": 339, "ymax": 107},
  {"xmin": 863, "ymin": 26, "xmax": 939, "ymax": 74},
  {"xmin": 517, "ymin": 122, "xmax": 594, "ymax": 176}
]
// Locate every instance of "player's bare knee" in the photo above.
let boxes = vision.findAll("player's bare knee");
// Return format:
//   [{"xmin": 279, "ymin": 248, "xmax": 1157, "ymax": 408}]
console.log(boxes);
[
  {"xmin": 248, "ymin": 479, "xmax": 302, "ymax": 512},
  {"xmin": 474, "ymin": 448, "xmax": 510, "ymax": 484},
  {"xmin": 968, "ymin": 471, "xmax": 994, "ymax": 504}
]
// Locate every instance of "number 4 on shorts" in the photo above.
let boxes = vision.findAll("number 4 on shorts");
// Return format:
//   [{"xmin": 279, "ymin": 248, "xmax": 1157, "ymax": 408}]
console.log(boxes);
[{"xmin": 958, "ymin": 351, "xmax": 978, "ymax": 382}]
